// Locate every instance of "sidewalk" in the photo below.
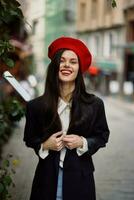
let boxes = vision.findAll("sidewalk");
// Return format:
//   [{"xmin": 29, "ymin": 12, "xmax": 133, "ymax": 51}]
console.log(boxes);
[
  {"xmin": 1, "ymin": 118, "xmax": 38, "ymax": 200},
  {"xmin": 85, "ymin": 81, "xmax": 134, "ymax": 113},
  {"xmin": 89, "ymin": 88, "xmax": 134, "ymax": 113},
  {"xmin": 105, "ymin": 95, "xmax": 134, "ymax": 114}
]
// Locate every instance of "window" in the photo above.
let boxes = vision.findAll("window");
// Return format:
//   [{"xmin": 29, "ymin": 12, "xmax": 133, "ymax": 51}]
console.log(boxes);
[
  {"xmin": 32, "ymin": 20, "xmax": 38, "ymax": 35},
  {"xmin": 95, "ymin": 35, "xmax": 100, "ymax": 56},
  {"xmin": 80, "ymin": 2, "xmax": 86, "ymax": 21},
  {"xmin": 129, "ymin": 21, "xmax": 134, "ymax": 41},
  {"xmin": 64, "ymin": 0, "xmax": 75, "ymax": 22},
  {"xmin": 104, "ymin": 0, "xmax": 112, "ymax": 14},
  {"xmin": 91, "ymin": 0, "xmax": 97, "ymax": 19},
  {"xmin": 109, "ymin": 33, "xmax": 113, "ymax": 55}
]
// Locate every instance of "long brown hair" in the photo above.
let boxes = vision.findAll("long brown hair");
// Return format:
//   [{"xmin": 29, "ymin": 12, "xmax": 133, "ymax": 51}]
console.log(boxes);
[{"xmin": 43, "ymin": 49, "xmax": 92, "ymax": 136}]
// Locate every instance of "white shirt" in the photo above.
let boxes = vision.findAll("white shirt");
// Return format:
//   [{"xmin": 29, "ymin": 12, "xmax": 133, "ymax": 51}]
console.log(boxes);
[{"xmin": 39, "ymin": 98, "xmax": 88, "ymax": 167}]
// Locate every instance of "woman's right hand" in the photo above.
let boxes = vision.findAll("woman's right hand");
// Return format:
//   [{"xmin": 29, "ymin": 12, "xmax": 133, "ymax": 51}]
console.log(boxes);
[{"xmin": 42, "ymin": 131, "xmax": 64, "ymax": 151}]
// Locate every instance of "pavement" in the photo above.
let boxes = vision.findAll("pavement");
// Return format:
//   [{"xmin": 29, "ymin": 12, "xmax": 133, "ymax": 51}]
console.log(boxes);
[
  {"xmin": 93, "ymin": 95, "xmax": 134, "ymax": 200},
  {"xmin": 1, "ymin": 118, "xmax": 38, "ymax": 200},
  {"xmin": 1, "ymin": 95, "xmax": 134, "ymax": 200},
  {"xmin": 105, "ymin": 95, "xmax": 134, "ymax": 113}
]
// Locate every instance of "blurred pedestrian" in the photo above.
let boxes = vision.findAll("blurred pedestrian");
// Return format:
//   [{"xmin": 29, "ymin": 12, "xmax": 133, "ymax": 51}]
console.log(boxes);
[{"xmin": 24, "ymin": 36, "xmax": 110, "ymax": 200}]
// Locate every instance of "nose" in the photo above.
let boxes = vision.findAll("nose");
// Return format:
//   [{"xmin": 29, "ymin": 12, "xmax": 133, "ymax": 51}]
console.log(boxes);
[{"xmin": 64, "ymin": 61, "xmax": 70, "ymax": 68}]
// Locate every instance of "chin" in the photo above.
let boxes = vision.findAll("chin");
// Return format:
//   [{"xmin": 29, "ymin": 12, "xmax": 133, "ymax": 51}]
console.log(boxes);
[
  {"xmin": 59, "ymin": 76, "xmax": 75, "ymax": 83},
  {"xmin": 60, "ymin": 79, "xmax": 74, "ymax": 83}
]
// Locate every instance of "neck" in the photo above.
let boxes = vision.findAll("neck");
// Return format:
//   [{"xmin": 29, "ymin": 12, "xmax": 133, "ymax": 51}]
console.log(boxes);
[{"xmin": 60, "ymin": 82, "xmax": 75, "ymax": 102}]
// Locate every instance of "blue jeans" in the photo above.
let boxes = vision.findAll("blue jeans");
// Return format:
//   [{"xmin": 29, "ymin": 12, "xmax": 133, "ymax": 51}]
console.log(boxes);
[{"xmin": 56, "ymin": 167, "xmax": 63, "ymax": 200}]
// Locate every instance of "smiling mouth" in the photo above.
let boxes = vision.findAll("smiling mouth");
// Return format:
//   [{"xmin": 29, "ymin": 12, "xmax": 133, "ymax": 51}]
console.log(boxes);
[{"xmin": 60, "ymin": 69, "xmax": 72, "ymax": 75}]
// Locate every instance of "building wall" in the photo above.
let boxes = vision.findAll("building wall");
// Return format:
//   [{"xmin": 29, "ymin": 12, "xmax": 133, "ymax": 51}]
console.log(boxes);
[
  {"xmin": 123, "ymin": 1, "xmax": 134, "ymax": 91},
  {"xmin": 45, "ymin": 0, "xmax": 76, "ymax": 65},
  {"xmin": 20, "ymin": 0, "xmax": 77, "ymax": 93},
  {"xmin": 76, "ymin": 0, "xmax": 128, "ymax": 95},
  {"xmin": 77, "ymin": 0, "xmax": 124, "ymax": 32},
  {"xmin": 123, "ymin": 0, "xmax": 134, "ymax": 9},
  {"xmin": 23, "ymin": 0, "xmax": 46, "ymax": 94}
]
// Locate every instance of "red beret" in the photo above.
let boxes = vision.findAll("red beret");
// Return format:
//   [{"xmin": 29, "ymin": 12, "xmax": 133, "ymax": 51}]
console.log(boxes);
[{"xmin": 48, "ymin": 36, "xmax": 92, "ymax": 73}]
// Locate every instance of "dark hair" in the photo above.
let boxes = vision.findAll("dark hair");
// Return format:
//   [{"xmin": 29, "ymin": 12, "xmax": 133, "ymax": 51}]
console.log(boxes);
[{"xmin": 43, "ymin": 48, "xmax": 90, "ymax": 134}]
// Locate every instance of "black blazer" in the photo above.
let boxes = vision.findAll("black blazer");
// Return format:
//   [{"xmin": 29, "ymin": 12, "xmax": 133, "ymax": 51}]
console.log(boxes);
[{"xmin": 24, "ymin": 94, "xmax": 110, "ymax": 200}]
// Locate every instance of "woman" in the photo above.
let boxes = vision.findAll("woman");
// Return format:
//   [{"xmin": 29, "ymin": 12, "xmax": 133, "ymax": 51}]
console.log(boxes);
[{"xmin": 24, "ymin": 36, "xmax": 110, "ymax": 200}]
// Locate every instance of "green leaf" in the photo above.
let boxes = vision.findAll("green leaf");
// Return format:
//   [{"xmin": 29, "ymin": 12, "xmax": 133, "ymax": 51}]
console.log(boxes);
[
  {"xmin": 3, "ymin": 57, "xmax": 15, "ymax": 67},
  {"xmin": 15, "ymin": 8, "xmax": 24, "ymax": 19},
  {"xmin": 2, "ymin": 14, "xmax": 15, "ymax": 24},
  {"xmin": 9, "ymin": 9, "xmax": 19, "ymax": 16},
  {"xmin": 0, "ymin": 0, "xmax": 7, "ymax": 7},
  {"xmin": 0, "ymin": 48, "xmax": 5, "ymax": 56},
  {"xmin": 0, "ymin": 183, "xmax": 4, "ymax": 193},
  {"xmin": 3, "ymin": 159, "xmax": 10, "ymax": 167},
  {"xmin": 8, "ymin": 99, "xmax": 25, "ymax": 121},
  {"xmin": 8, "ymin": 0, "xmax": 21, "ymax": 8},
  {"xmin": 111, "ymin": 0, "xmax": 117, "ymax": 8},
  {"xmin": 3, "ymin": 175, "xmax": 12, "ymax": 186}
]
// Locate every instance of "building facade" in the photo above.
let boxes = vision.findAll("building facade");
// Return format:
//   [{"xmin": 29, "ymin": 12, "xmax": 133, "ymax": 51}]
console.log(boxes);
[
  {"xmin": 22, "ymin": 0, "xmax": 46, "ymax": 94},
  {"xmin": 44, "ymin": 0, "xmax": 76, "ymax": 65},
  {"xmin": 123, "ymin": 1, "xmax": 134, "ymax": 94},
  {"xmin": 19, "ymin": 0, "xmax": 77, "ymax": 94},
  {"xmin": 76, "ymin": 0, "xmax": 133, "ymax": 95}
]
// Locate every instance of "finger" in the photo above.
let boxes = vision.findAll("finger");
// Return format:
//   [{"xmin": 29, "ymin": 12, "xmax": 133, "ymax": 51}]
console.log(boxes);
[
  {"xmin": 63, "ymin": 135, "xmax": 75, "ymax": 138},
  {"xmin": 53, "ymin": 131, "xmax": 63, "ymax": 137},
  {"xmin": 57, "ymin": 144, "xmax": 65, "ymax": 151},
  {"xmin": 62, "ymin": 137, "xmax": 73, "ymax": 142},
  {"xmin": 66, "ymin": 142, "xmax": 72, "ymax": 146},
  {"xmin": 56, "ymin": 136, "xmax": 64, "ymax": 142},
  {"xmin": 63, "ymin": 136, "xmax": 76, "ymax": 141},
  {"xmin": 55, "ymin": 142, "xmax": 62, "ymax": 149},
  {"xmin": 66, "ymin": 144, "xmax": 72, "ymax": 150},
  {"xmin": 57, "ymin": 141, "xmax": 63, "ymax": 146},
  {"xmin": 59, "ymin": 144, "xmax": 65, "ymax": 150},
  {"xmin": 65, "ymin": 142, "xmax": 72, "ymax": 148}
]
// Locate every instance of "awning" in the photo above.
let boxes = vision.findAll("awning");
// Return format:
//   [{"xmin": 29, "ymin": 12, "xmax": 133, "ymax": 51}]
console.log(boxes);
[{"xmin": 112, "ymin": 42, "xmax": 134, "ymax": 52}]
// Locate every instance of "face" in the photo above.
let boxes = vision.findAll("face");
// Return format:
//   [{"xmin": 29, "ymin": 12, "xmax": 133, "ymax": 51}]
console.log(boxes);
[{"xmin": 59, "ymin": 50, "xmax": 79, "ymax": 84}]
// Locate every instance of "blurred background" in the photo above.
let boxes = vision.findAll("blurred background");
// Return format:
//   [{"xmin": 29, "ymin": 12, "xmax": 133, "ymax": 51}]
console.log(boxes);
[{"xmin": 0, "ymin": 0, "xmax": 134, "ymax": 200}]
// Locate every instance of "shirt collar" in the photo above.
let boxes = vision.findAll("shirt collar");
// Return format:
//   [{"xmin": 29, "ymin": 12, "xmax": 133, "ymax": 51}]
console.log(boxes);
[{"xmin": 58, "ymin": 98, "xmax": 71, "ymax": 115}]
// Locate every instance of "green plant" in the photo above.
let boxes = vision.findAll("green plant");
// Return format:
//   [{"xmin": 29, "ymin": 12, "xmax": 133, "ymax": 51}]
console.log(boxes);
[
  {"xmin": 0, "ymin": 0, "xmax": 26, "ymax": 150},
  {"xmin": 0, "ymin": 0, "xmax": 24, "ymax": 67},
  {"xmin": 0, "ymin": 154, "xmax": 20, "ymax": 200},
  {"xmin": 5, "ymin": 99, "xmax": 25, "ymax": 122},
  {"xmin": 110, "ymin": 0, "xmax": 117, "ymax": 8},
  {"xmin": 0, "ymin": 40, "xmax": 15, "ymax": 67},
  {"xmin": 0, "ymin": 98, "xmax": 25, "ymax": 149}
]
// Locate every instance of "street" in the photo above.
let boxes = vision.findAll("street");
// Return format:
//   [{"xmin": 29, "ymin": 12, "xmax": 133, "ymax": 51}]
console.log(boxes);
[
  {"xmin": 2, "ymin": 96, "xmax": 134, "ymax": 200},
  {"xmin": 94, "ymin": 96, "xmax": 134, "ymax": 200}
]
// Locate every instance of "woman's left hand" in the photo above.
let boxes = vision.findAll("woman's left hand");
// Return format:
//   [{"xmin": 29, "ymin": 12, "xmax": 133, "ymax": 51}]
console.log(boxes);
[{"xmin": 62, "ymin": 134, "xmax": 83, "ymax": 150}]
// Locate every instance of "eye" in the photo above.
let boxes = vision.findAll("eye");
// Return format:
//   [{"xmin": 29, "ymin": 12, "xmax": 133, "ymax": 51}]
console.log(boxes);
[
  {"xmin": 60, "ymin": 59, "xmax": 64, "ymax": 63},
  {"xmin": 70, "ymin": 60, "xmax": 78, "ymax": 64}
]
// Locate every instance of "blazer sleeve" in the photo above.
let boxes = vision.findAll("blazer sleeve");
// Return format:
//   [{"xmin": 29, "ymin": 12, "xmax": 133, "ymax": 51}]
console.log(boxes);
[
  {"xmin": 86, "ymin": 99, "xmax": 110, "ymax": 156},
  {"xmin": 23, "ymin": 102, "xmax": 42, "ymax": 156}
]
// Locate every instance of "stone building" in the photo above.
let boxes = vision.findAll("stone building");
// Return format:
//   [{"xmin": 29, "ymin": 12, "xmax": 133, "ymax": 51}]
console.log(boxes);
[
  {"xmin": 44, "ymin": 0, "xmax": 76, "ymax": 66},
  {"xmin": 20, "ymin": 0, "xmax": 46, "ymax": 94},
  {"xmin": 123, "ymin": 1, "xmax": 134, "ymax": 94},
  {"xmin": 76, "ymin": 0, "xmax": 134, "ymax": 96}
]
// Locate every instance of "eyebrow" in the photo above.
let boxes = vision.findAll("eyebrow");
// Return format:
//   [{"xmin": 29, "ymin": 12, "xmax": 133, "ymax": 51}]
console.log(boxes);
[{"xmin": 61, "ymin": 56, "xmax": 78, "ymax": 60}]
